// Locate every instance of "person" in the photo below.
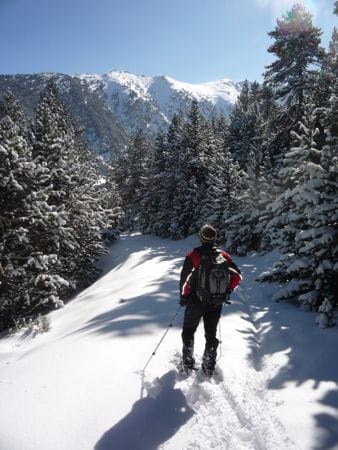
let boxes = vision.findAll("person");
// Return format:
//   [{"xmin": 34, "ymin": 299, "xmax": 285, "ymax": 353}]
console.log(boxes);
[{"xmin": 179, "ymin": 224, "xmax": 242, "ymax": 376}]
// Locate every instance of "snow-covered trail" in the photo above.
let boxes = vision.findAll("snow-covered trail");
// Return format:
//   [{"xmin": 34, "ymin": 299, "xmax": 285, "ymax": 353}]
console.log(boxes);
[{"xmin": 0, "ymin": 233, "xmax": 337, "ymax": 450}]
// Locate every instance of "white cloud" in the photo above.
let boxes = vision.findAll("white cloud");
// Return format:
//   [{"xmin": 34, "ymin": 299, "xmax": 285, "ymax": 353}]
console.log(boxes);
[{"xmin": 254, "ymin": 0, "xmax": 319, "ymax": 19}]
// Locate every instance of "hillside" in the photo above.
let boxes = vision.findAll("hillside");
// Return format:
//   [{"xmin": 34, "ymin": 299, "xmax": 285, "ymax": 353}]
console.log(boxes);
[
  {"xmin": 0, "ymin": 234, "xmax": 337, "ymax": 450},
  {"xmin": 0, "ymin": 73, "xmax": 128, "ymax": 160}
]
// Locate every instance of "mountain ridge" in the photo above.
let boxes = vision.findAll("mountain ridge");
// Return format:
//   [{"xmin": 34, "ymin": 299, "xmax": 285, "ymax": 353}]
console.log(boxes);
[
  {"xmin": 0, "ymin": 70, "xmax": 242, "ymax": 159},
  {"xmin": 77, "ymin": 69, "xmax": 241, "ymax": 135}
]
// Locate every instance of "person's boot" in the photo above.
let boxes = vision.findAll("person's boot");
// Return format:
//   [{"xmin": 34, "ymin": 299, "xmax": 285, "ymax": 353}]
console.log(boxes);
[
  {"xmin": 182, "ymin": 340, "xmax": 195, "ymax": 373},
  {"xmin": 202, "ymin": 342, "xmax": 218, "ymax": 376}
]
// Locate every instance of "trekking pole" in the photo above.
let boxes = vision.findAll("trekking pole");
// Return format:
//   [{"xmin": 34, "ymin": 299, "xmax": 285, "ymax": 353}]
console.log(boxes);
[
  {"xmin": 140, "ymin": 306, "xmax": 182, "ymax": 398},
  {"xmin": 218, "ymin": 294, "xmax": 231, "ymax": 360},
  {"xmin": 218, "ymin": 318, "xmax": 223, "ymax": 359}
]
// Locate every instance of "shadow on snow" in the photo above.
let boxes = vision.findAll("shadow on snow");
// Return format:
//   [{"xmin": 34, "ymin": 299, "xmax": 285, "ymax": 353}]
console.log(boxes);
[
  {"xmin": 95, "ymin": 370, "xmax": 194, "ymax": 450},
  {"xmin": 71, "ymin": 233, "xmax": 190, "ymax": 336},
  {"xmin": 239, "ymin": 258, "xmax": 338, "ymax": 450}
]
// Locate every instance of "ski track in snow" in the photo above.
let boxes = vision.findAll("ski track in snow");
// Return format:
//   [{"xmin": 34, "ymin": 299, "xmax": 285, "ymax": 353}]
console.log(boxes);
[
  {"xmin": 144, "ymin": 350, "xmax": 298, "ymax": 450},
  {"xmin": 144, "ymin": 251, "xmax": 299, "ymax": 450}
]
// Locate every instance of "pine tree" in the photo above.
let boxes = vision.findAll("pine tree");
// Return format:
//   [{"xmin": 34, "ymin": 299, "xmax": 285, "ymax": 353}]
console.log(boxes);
[
  {"xmin": 196, "ymin": 122, "xmax": 227, "ymax": 231},
  {"xmin": 258, "ymin": 96, "xmax": 337, "ymax": 320},
  {"xmin": 169, "ymin": 101, "xmax": 206, "ymax": 238},
  {"xmin": 311, "ymin": 28, "xmax": 338, "ymax": 150},
  {"xmin": 221, "ymin": 82, "xmax": 275, "ymax": 254},
  {"xmin": 117, "ymin": 129, "xmax": 150, "ymax": 229},
  {"xmin": 257, "ymin": 82, "xmax": 281, "ymax": 171},
  {"xmin": 226, "ymin": 80, "xmax": 257, "ymax": 167},
  {"xmin": 64, "ymin": 128, "xmax": 114, "ymax": 286},
  {"xmin": 0, "ymin": 90, "xmax": 28, "ymax": 135},
  {"xmin": 263, "ymin": 100, "xmax": 321, "ymax": 250},
  {"xmin": 103, "ymin": 162, "xmax": 124, "ymax": 235},
  {"xmin": 139, "ymin": 132, "xmax": 167, "ymax": 235},
  {"xmin": 154, "ymin": 112, "xmax": 185, "ymax": 238},
  {"xmin": 31, "ymin": 81, "xmax": 80, "ymax": 289},
  {"xmin": 264, "ymin": 4, "xmax": 324, "ymax": 128},
  {"xmin": 0, "ymin": 93, "xmax": 35, "ymax": 329},
  {"xmin": 31, "ymin": 81, "xmax": 112, "ymax": 300},
  {"xmin": 0, "ymin": 90, "xmax": 67, "ymax": 330}
]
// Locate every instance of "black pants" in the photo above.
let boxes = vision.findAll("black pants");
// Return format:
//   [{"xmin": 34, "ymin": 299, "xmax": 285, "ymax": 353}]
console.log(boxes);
[{"xmin": 182, "ymin": 302, "xmax": 222, "ymax": 350}]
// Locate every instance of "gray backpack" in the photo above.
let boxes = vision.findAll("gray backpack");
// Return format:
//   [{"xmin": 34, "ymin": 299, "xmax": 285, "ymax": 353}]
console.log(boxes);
[{"xmin": 192, "ymin": 249, "xmax": 230, "ymax": 305}]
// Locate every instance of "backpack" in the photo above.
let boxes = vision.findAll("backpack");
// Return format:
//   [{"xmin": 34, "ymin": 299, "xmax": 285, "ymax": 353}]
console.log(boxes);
[{"xmin": 189, "ymin": 249, "xmax": 230, "ymax": 305}]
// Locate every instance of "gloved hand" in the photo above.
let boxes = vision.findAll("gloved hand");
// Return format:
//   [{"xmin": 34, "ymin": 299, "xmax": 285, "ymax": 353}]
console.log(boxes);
[
  {"xmin": 224, "ymin": 289, "xmax": 232, "ymax": 305},
  {"xmin": 179, "ymin": 295, "xmax": 190, "ymax": 306}
]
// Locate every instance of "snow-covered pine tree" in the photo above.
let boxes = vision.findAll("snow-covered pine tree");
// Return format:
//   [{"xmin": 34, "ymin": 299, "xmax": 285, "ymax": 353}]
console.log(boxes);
[
  {"xmin": 310, "ymin": 74, "xmax": 338, "ymax": 323},
  {"xmin": 264, "ymin": 4, "xmax": 324, "ymax": 129},
  {"xmin": 116, "ymin": 129, "xmax": 150, "ymax": 230},
  {"xmin": 169, "ymin": 101, "xmax": 206, "ymax": 238},
  {"xmin": 223, "ymin": 148, "xmax": 273, "ymax": 255},
  {"xmin": 314, "ymin": 27, "xmax": 338, "ymax": 108},
  {"xmin": 102, "ymin": 161, "xmax": 124, "ymax": 236},
  {"xmin": 63, "ymin": 126, "xmax": 115, "ymax": 287},
  {"xmin": 32, "ymin": 80, "xmax": 113, "ymax": 296},
  {"xmin": 139, "ymin": 132, "xmax": 167, "ymax": 235},
  {"xmin": 109, "ymin": 151, "xmax": 129, "ymax": 226},
  {"xmin": 196, "ymin": 121, "xmax": 227, "ymax": 232},
  {"xmin": 0, "ymin": 92, "xmax": 37, "ymax": 330},
  {"xmin": 0, "ymin": 90, "xmax": 67, "ymax": 330},
  {"xmin": 31, "ymin": 80, "xmax": 80, "ymax": 294},
  {"xmin": 256, "ymin": 82, "xmax": 280, "ymax": 174},
  {"xmin": 149, "ymin": 112, "xmax": 185, "ymax": 238},
  {"xmin": 310, "ymin": 28, "xmax": 338, "ymax": 151},
  {"xmin": 220, "ymin": 82, "xmax": 274, "ymax": 254},
  {"xmin": 211, "ymin": 114, "xmax": 229, "ymax": 143},
  {"xmin": 261, "ymin": 99, "xmax": 321, "ymax": 253},
  {"xmin": 0, "ymin": 90, "xmax": 28, "ymax": 135},
  {"xmin": 258, "ymin": 96, "xmax": 337, "ymax": 321},
  {"xmin": 226, "ymin": 80, "xmax": 257, "ymax": 168}
]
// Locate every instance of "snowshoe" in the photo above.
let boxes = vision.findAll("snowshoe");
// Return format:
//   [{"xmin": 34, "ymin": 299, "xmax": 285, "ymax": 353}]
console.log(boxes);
[
  {"xmin": 181, "ymin": 342, "xmax": 196, "ymax": 374},
  {"xmin": 201, "ymin": 362, "xmax": 214, "ymax": 377},
  {"xmin": 180, "ymin": 357, "xmax": 198, "ymax": 375},
  {"xmin": 201, "ymin": 344, "xmax": 218, "ymax": 377}
]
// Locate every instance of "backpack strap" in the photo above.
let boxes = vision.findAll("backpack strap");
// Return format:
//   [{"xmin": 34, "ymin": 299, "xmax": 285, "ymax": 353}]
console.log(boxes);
[
  {"xmin": 188, "ymin": 249, "xmax": 202, "ymax": 269},
  {"xmin": 188, "ymin": 246, "xmax": 222, "ymax": 268}
]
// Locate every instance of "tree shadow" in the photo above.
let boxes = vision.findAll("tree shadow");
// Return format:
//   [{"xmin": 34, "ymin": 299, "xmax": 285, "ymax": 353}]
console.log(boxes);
[
  {"xmin": 244, "ymin": 284, "xmax": 338, "ymax": 449},
  {"xmin": 65, "ymin": 233, "xmax": 190, "ymax": 337},
  {"xmin": 95, "ymin": 370, "xmax": 194, "ymax": 450},
  {"xmin": 98, "ymin": 233, "xmax": 198, "ymax": 277},
  {"xmin": 70, "ymin": 233, "xmax": 243, "ymax": 338},
  {"xmin": 71, "ymin": 275, "xmax": 184, "ymax": 337},
  {"xmin": 313, "ymin": 389, "xmax": 338, "ymax": 450}
]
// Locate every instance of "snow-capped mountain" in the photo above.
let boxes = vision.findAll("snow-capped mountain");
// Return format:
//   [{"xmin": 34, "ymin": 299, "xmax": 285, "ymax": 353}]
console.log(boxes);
[
  {"xmin": 77, "ymin": 70, "xmax": 242, "ymax": 135},
  {"xmin": 0, "ymin": 70, "xmax": 241, "ymax": 158}
]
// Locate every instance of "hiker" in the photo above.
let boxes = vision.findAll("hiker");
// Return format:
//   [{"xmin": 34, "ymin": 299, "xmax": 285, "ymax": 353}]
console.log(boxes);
[{"xmin": 179, "ymin": 224, "xmax": 242, "ymax": 376}]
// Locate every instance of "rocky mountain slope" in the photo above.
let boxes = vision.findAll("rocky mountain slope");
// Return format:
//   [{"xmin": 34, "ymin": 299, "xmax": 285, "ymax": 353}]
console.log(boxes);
[
  {"xmin": 0, "ymin": 73, "xmax": 128, "ymax": 159},
  {"xmin": 78, "ymin": 70, "xmax": 242, "ymax": 135},
  {"xmin": 0, "ymin": 70, "xmax": 242, "ymax": 159}
]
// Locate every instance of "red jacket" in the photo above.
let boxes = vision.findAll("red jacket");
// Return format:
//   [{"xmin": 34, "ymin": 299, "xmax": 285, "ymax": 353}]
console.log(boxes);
[{"xmin": 180, "ymin": 246, "xmax": 242, "ymax": 298}]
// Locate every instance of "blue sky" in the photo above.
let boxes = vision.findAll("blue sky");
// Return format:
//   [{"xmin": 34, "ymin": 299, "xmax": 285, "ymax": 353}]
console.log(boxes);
[{"xmin": 0, "ymin": 0, "xmax": 336, "ymax": 83}]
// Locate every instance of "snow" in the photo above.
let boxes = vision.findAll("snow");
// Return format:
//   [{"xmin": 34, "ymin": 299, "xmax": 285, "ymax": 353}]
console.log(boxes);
[
  {"xmin": 77, "ymin": 70, "xmax": 241, "ymax": 134},
  {"xmin": 0, "ymin": 233, "xmax": 337, "ymax": 450},
  {"xmin": 78, "ymin": 70, "xmax": 240, "ymax": 108}
]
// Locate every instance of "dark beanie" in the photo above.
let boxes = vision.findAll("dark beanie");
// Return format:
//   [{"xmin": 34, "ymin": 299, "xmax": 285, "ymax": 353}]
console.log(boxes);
[{"xmin": 199, "ymin": 224, "xmax": 217, "ymax": 244}]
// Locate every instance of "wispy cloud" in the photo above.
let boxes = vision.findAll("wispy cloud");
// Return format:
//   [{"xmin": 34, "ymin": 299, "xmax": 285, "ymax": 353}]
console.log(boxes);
[{"xmin": 254, "ymin": 0, "xmax": 319, "ymax": 19}]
